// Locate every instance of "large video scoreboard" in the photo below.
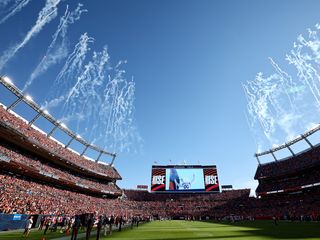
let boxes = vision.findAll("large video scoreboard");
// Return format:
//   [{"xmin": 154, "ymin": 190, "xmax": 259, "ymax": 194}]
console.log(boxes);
[{"xmin": 151, "ymin": 165, "xmax": 219, "ymax": 193}]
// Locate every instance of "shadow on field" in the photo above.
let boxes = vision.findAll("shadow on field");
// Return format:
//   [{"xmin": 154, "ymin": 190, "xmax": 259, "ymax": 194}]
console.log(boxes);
[
  {"xmin": 212, "ymin": 220, "xmax": 320, "ymax": 239},
  {"xmin": 89, "ymin": 220, "xmax": 320, "ymax": 240}
]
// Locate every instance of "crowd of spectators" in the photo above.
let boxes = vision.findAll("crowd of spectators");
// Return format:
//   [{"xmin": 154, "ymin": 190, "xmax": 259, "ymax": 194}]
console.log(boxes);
[
  {"xmin": 0, "ymin": 172, "xmax": 319, "ymax": 222},
  {"xmin": 256, "ymin": 166, "xmax": 320, "ymax": 193},
  {"xmin": 218, "ymin": 190, "xmax": 320, "ymax": 221},
  {"xmin": 0, "ymin": 105, "xmax": 120, "ymax": 179},
  {"xmin": 255, "ymin": 145, "xmax": 320, "ymax": 179},
  {"xmin": 123, "ymin": 189, "xmax": 250, "ymax": 202},
  {"xmin": 0, "ymin": 103, "xmax": 320, "ymax": 224},
  {"xmin": 0, "ymin": 144, "xmax": 121, "ymax": 195},
  {"xmin": 0, "ymin": 174, "xmax": 129, "ymax": 216}
]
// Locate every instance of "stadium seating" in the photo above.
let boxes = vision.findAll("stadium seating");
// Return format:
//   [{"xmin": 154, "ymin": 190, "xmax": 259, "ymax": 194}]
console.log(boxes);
[
  {"xmin": 255, "ymin": 144, "xmax": 320, "ymax": 196},
  {"xmin": 0, "ymin": 102, "xmax": 319, "ymax": 223},
  {"xmin": 255, "ymin": 145, "xmax": 320, "ymax": 179},
  {"xmin": 0, "ymin": 105, "xmax": 121, "ymax": 180},
  {"xmin": 0, "ymin": 143, "xmax": 121, "ymax": 195}
]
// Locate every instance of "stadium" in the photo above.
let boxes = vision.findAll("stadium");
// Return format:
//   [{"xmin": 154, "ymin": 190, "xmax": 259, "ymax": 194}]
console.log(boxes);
[
  {"xmin": 0, "ymin": 75, "xmax": 320, "ymax": 238},
  {"xmin": 1, "ymin": 1, "xmax": 320, "ymax": 240}
]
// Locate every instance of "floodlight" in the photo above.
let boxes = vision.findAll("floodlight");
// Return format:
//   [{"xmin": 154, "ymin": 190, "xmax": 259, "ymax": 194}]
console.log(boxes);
[
  {"xmin": 60, "ymin": 123, "xmax": 67, "ymax": 129},
  {"xmin": 25, "ymin": 95, "xmax": 33, "ymax": 102},
  {"xmin": 310, "ymin": 124, "xmax": 320, "ymax": 130},
  {"xmin": 3, "ymin": 76, "xmax": 13, "ymax": 85},
  {"xmin": 43, "ymin": 109, "xmax": 49, "ymax": 115}
]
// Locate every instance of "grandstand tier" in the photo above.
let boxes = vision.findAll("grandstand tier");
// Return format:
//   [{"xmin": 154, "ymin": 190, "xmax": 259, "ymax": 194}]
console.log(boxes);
[
  {"xmin": 1, "ymin": 168, "xmax": 320, "ymax": 221},
  {"xmin": 0, "ymin": 142, "xmax": 122, "ymax": 197},
  {"xmin": 0, "ymin": 105, "xmax": 121, "ymax": 181},
  {"xmin": 255, "ymin": 143, "xmax": 320, "ymax": 196}
]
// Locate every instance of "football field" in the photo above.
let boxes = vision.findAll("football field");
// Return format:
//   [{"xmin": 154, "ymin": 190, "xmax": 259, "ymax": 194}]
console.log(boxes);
[
  {"xmin": 1, "ymin": 220, "xmax": 320, "ymax": 240},
  {"xmin": 94, "ymin": 220, "xmax": 320, "ymax": 240}
]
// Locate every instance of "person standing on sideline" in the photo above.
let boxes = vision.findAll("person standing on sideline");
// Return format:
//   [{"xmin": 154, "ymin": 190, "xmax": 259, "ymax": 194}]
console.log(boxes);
[
  {"xmin": 96, "ymin": 215, "xmax": 103, "ymax": 240},
  {"xmin": 118, "ymin": 216, "xmax": 123, "ymax": 232},
  {"xmin": 43, "ymin": 217, "xmax": 51, "ymax": 235},
  {"xmin": 273, "ymin": 216, "xmax": 278, "ymax": 226},
  {"xmin": 71, "ymin": 215, "xmax": 81, "ymax": 240},
  {"xmin": 109, "ymin": 215, "xmax": 114, "ymax": 235},
  {"xmin": 131, "ymin": 216, "xmax": 135, "ymax": 229},
  {"xmin": 38, "ymin": 216, "xmax": 45, "ymax": 230},
  {"xmin": 85, "ymin": 214, "xmax": 94, "ymax": 240},
  {"xmin": 103, "ymin": 215, "xmax": 109, "ymax": 236},
  {"xmin": 22, "ymin": 216, "xmax": 33, "ymax": 239}
]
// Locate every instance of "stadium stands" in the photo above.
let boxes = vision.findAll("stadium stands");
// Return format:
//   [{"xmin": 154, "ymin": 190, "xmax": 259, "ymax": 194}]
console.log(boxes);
[
  {"xmin": 0, "ymin": 105, "xmax": 121, "ymax": 180},
  {"xmin": 0, "ymin": 143, "xmax": 121, "ymax": 196},
  {"xmin": 255, "ymin": 146, "xmax": 320, "ymax": 179},
  {"xmin": 0, "ymin": 174, "xmax": 126, "ymax": 216},
  {"xmin": 255, "ymin": 144, "xmax": 320, "ymax": 196},
  {"xmin": 0, "ymin": 87, "xmax": 319, "ymax": 227}
]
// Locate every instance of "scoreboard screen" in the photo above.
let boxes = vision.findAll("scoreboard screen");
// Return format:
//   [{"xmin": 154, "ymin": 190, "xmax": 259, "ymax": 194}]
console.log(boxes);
[{"xmin": 151, "ymin": 165, "xmax": 219, "ymax": 193}]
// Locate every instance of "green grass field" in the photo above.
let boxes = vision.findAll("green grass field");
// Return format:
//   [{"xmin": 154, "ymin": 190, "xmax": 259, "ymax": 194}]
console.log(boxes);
[{"xmin": 1, "ymin": 220, "xmax": 319, "ymax": 240}]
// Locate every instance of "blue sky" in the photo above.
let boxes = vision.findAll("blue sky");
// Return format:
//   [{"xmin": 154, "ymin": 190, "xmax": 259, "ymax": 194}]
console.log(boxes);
[{"xmin": 1, "ymin": 0, "xmax": 320, "ymax": 193}]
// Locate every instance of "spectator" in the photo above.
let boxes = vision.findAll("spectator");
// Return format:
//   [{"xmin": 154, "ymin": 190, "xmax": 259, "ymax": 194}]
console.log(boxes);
[
  {"xmin": 71, "ymin": 215, "xmax": 81, "ymax": 240},
  {"xmin": 22, "ymin": 216, "xmax": 33, "ymax": 239}
]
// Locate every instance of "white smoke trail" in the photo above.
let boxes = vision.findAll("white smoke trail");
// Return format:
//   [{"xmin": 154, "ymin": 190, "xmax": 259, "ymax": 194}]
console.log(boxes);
[
  {"xmin": 23, "ymin": 3, "xmax": 87, "ymax": 91},
  {"xmin": 286, "ymin": 34, "xmax": 320, "ymax": 107},
  {"xmin": 42, "ymin": 32, "xmax": 94, "ymax": 109},
  {"xmin": 0, "ymin": 0, "xmax": 14, "ymax": 8},
  {"xmin": 63, "ymin": 46, "xmax": 110, "ymax": 118},
  {"xmin": 0, "ymin": 0, "xmax": 32, "ymax": 25},
  {"xmin": 98, "ymin": 65, "xmax": 137, "ymax": 152},
  {"xmin": 0, "ymin": 0, "xmax": 61, "ymax": 71},
  {"xmin": 46, "ymin": 43, "xmax": 140, "ymax": 154},
  {"xmin": 244, "ymin": 23, "xmax": 320, "ymax": 151}
]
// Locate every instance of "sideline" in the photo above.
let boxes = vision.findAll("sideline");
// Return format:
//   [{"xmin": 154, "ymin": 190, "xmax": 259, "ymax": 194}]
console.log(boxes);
[
  {"xmin": 51, "ymin": 223, "xmax": 134, "ymax": 240},
  {"xmin": 51, "ymin": 230, "xmax": 97, "ymax": 240}
]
